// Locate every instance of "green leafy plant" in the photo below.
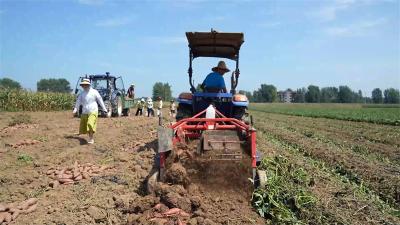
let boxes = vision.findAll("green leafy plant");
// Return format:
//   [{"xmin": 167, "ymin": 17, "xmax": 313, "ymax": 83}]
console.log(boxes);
[
  {"xmin": 252, "ymin": 156, "xmax": 316, "ymax": 224},
  {"xmin": 0, "ymin": 88, "xmax": 75, "ymax": 112},
  {"xmin": 17, "ymin": 154, "xmax": 33, "ymax": 163}
]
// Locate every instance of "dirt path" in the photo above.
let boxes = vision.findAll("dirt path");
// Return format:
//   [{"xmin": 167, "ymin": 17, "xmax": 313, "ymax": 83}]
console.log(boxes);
[{"xmin": 0, "ymin": 111, "xmax": 264, "ymax": 225}]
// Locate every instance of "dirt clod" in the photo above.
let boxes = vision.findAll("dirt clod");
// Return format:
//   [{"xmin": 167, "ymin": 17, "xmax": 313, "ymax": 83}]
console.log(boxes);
[
  {"xmin": 165, "ymin": 163, "xmax": 190, "ymax": 186},
  {"xmin": 86, "ymin": 206, "xmax": 106, "ymax": 223}
]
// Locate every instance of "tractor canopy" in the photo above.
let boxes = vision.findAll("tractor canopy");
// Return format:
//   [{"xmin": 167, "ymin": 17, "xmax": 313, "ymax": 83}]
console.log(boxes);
[
  {"xmin": 89, "ymin": 74, "xmax": 117, "ymax": 80},
  {"xmin": 186, "ymin": 31, "xmax": 244, "ymax": 60}
]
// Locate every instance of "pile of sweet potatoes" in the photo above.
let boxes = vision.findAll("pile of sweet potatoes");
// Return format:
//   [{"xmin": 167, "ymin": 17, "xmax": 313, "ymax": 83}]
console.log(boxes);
[
  {"xmin": 0, "ymin": 198, "xmax": 38, "ymax": 224},
  {"xmin": 46, "ymin": 161, "xmax": 114, "ymax": 187}
]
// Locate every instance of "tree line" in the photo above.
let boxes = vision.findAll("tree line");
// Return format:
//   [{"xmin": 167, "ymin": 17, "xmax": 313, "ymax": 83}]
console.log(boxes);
[
  {"xmin": 1, "ymin": 77, "xmax": 174, "ymax": 101},
  {"xmin": 0, "ymin": 77, "xmax": 72, "ymax": 93},
  {"xmin": 240, "ymin": 84, "xmax": 400, "ymax": 104},
  {"xmin": 2, "ymin": 77, "xmax": 398, "ymax": 104}
]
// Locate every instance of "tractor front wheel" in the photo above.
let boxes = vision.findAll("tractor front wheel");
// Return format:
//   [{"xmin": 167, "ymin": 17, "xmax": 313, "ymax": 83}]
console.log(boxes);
[
  {"xmin": 104, "ymin": 101, "xmax": 112, "ymax": 118},
  {"xmin": 114, "ymin": 97, "xmax": 123, "ymax": 117}
]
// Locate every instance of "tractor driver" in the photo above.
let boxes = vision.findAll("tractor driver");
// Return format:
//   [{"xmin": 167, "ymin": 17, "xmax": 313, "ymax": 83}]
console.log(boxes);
[{"xmin": 201, "ymin": 61, "xmax": 229, "ymax": 93}]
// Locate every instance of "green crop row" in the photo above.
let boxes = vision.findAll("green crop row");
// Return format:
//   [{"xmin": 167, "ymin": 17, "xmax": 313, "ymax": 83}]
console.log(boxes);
[
  {"xmin": 0, "ymin": 88, "xmax": 75, "ymax": 111},
  {"xmin": 252, "ymin": 155, "xmax": 317, "ymax": 224},
  {"xmin": 250, "ymin": 103, "xmax": 400, "ymax": 126}
]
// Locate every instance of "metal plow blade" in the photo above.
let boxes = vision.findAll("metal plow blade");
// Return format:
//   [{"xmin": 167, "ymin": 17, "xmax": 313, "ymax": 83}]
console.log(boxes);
[
  {"xmin": 157, "ymin": 126, "xmax": 173, "ymax": 153},
  {"xmin": 202, "ymin": 130, "xmax": 244, "ymax": 160}
]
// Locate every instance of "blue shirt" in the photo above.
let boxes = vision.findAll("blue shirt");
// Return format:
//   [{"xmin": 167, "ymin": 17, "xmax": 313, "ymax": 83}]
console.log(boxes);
[{"xmin": 202, "ymin": 72, "xmax": 226, "ymax": 89}]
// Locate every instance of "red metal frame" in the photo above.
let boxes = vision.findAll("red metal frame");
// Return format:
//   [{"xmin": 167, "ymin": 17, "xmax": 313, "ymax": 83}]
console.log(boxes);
[{"xmin": 159, "ymin": 107, "xmax": 257, "ymax": 171}]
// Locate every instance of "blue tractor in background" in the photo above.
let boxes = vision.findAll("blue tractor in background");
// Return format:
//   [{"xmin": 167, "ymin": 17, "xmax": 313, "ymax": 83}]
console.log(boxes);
[
  {"xmin": 74, "ymin": 72, "xmax": 135, "ymax": 118},
  {"xmin": 176, "ymin": 30, "xmax": 250, "ymax": 122}
]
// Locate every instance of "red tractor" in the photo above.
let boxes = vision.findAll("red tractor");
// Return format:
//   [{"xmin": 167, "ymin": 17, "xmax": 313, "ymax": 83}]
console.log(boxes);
[{"xmin": 148, "ymin": 30, "xmax": 266, "ymax": 191}]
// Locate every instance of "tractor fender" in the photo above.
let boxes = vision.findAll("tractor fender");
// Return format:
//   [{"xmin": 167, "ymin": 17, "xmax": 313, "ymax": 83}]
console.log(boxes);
[
  {"xmin": 111, "ymin": 91, "xmax": 122, "ymax": 105},
  {"xmin": 232, "ymin": 101, "xmax": 249, "ymax": 107},
  {"xmin": 177, "ymin": 98, "xmax": 192, "ymax": 104}
]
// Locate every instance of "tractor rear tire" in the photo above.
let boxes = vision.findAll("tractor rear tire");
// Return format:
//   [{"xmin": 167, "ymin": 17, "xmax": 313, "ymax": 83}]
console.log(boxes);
[
  {"xmin": 122, "ymin": 108, "xmax": 130, "ymax": 116},
  {"xmin": 176, "ymin": 104, "xmax": 192, "ymax": 121}
]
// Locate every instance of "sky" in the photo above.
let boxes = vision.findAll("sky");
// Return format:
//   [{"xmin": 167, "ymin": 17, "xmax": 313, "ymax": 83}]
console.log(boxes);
[{"xmin": 0, "ymin": 0, "xmax": 399, "ymax": 98}]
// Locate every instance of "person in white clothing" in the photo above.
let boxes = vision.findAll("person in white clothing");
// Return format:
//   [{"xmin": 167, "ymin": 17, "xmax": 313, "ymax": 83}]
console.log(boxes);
[
  {"xmin": 73, "ymin": 78, "xmax": 107, "ymax": 144},
  {"xmin": 146, "ymin": 97, "xmax": 154, "ymax": 117},
  {"xmin": 156, "ymin": 96, "xmax": 163, "ymax": 117},
  {"xmin": 169, "ymin": 99, "xmax": 176, "ymax": 118}
]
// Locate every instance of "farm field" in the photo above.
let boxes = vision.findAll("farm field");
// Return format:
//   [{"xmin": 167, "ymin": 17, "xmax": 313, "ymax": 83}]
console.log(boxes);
[
  {"xmin": 0, "ymin": 103, "xmax": 399, "ymax": 225},
  {"xmin": 0, "ymin": 110, "xmax": 263, "ymax": 225},
  {"xmin": 250, "ymin": 103, "xmax": 400, "ymax": 125},
  {"xmin": 250, "ymin": 104, "xmax": 400, "ymax": 224}
]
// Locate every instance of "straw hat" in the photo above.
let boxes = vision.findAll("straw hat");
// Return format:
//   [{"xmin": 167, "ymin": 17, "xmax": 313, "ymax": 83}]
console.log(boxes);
[
  {"xmin": 212, "ymin": 61, "xmax": 230, "ymax": 73},
  {"xmin": 80, "ymin": 78, "xmax": 91, "ymax": 86}
]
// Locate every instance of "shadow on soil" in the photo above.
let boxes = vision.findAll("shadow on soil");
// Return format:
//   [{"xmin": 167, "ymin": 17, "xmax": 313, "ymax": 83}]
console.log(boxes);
[
  {"xmin": 137, "ymin": 139, "xmax": 159, "ymax": 197},
  {"xmin": 137, "ymin": 139, "xmax": 158, "ymax": 152},
  {"xmin": 64, "ymin": 135, "xmax": 87, "ymax": 145}
]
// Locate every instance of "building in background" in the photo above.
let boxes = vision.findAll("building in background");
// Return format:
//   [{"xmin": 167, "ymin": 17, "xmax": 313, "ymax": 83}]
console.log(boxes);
[{"xmin": 278, "ymin": 89, "xmax": 294, "ymax": 103}]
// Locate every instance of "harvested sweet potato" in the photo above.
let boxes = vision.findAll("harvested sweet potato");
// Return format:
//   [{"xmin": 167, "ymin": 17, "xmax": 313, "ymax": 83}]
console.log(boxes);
[
  {"xmin": 4, "ymin": 212, "xmax": 12, "ymax": 223},
  {"xmin": 63, "ymin": 181, "xmax": 75, "ymax": 185},
  {"xmin": 59, "ymin": 174, "xmax": 73, "ymax": 179},
  {"xmin": 17, "ymin": 202, "xmax": 30, "ymax": 211},
  {"xmin": 0, "ymin": 212, "xmax": 7, "ymax": 223},
  {"xmin": 5, "ymin": 203, "xmax": 17, "ymax": 210},
  {"xmin": 48, "ymin": 162, "xmax": 114, "ymax": 186},
  {"xmin": 58, "ymin": 178, "xmax": 74, "ymax": 183},
  {"xmin": 163, "ymin": 208, "xmax": 181, "ymax": 216},
  {"xmin": 11, "ymin": 209, "xmax": 20, "ymax": 220},
  {"xmin": 74, "ymin": 175, "xmax": 83, "ymax": 181},
  {"xmin": 0, "ymin": 204, "xmax": 6, "ymax": 212},
  {"xmin": 179, "ymin": 210, "xmax": 190, "ymax": 217},
  {"xmin": 25, "ymin": 198, "xmax": 38, "ymax": 206},
  {"xmin": 100, "ymin": 165, "xmax": 108, "ymax": 171},
  {"xmin": 73, "ymin": 171, "xmax": 81, "ymax": 178},
  {"xmin": 82, "ymin": 172, "xmax": 90, "ymax": 179},
  {"xmin": 25, "ymin": 204, "xmax": 37, "ymax": 213}
]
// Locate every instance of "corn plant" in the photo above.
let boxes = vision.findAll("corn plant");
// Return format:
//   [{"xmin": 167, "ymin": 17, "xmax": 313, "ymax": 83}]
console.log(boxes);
[{"xmin": 0, "ymin": 89, "xmax": 75, "ymax": 111}]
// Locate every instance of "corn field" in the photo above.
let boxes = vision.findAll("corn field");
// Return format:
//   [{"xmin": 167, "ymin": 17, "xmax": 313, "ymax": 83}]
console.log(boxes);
[{"xmin": 0, "ymin": 89, "xmax": 75, "ymax": 111}]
